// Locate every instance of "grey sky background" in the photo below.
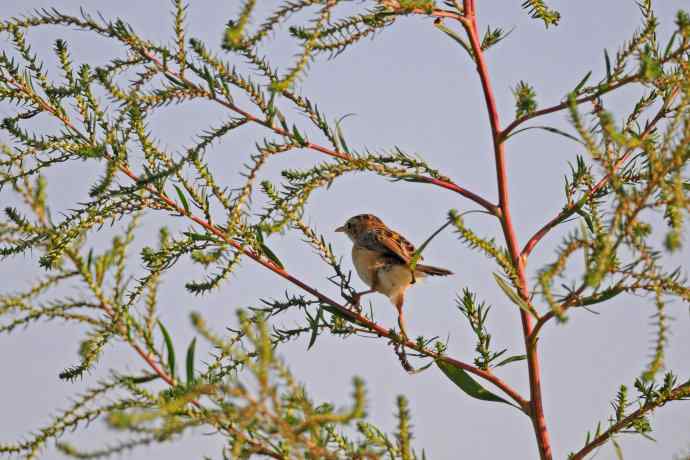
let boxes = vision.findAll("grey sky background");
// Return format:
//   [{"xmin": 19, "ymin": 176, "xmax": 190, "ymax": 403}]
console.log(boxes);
[{"xmin": 0, "ymin": 1, "xmax": 689, "ymax": 459}]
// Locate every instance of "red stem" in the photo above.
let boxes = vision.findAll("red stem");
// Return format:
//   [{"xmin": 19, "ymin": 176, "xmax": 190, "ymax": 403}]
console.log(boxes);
[{"xmin": 461, "ymin": 1, "xmax": 552, "ymax": 458}]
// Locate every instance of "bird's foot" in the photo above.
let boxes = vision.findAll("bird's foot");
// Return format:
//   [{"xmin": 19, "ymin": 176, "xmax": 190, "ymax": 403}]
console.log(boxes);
[{"xmin": 393, "ymin": 341, "xmax": 414, "ymax": 373}]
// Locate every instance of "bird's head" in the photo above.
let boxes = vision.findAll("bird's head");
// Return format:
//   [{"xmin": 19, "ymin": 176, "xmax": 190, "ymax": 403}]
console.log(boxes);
[{"xmin": 335, "ymin": 214, "xmax": 384, "ymax": 241}]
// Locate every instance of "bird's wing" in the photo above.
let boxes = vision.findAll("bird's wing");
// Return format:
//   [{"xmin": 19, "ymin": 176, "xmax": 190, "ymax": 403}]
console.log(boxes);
[{"xmin": 359, "ymin": 226, "xmax": 418, "ymax": 264}]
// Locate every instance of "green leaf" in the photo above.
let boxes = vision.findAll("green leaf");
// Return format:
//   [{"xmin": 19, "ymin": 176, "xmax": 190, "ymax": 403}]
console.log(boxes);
[
  {"xmin": 334, "ymin": 114, "xmax": 354, "ymax": 154},
  {"xmin": 574, "ymin": 207, "xmax": 595, "ymax": 233},
  {"xmin": 663, "ymin": 31, "xmax": 678, "ymax": 59},
  {"xmin": 604, "ymin": 49, "xmax": 612, "ymax": 80},
  {"xmin": 506, "ymin": 125, "xmax": 584, "ymax": 144},
  {"xmin": 127, "ymin": 373, "xmax": 161, "ymax": 384},
  {"xmin": 434, "ymin": 20, "xmax": 474, "ymax": 60},
  {"xmin": 186, "ymin": 337, "xmax": 196, "ymax": 384},
  {"xmin": 173, "ymin": 185, "xmax": 190, "ymax": 214},
  {"xmin": 253, "ymin": 226, "xmax": 283, "ymax": 268},
  {"xmin": 291, "ymin": 125, "xmax": 306, "ymax": 146},
  {"xmin": 164, "ymin": 73, "xmax": 187, "ymax": 88},
  {"xmin": 261, "ymin": 243, "xmax": 284, "ymax": 269},
  {"xmin": 409, "ymin": 219, "xmax": 453, "ymax": 272},
  {"xmin": 494, "ymin": 354, "xmax": 527, "ymax": 368},
  {"xmin": 611, "ymin": 436, "xmax": 624, "ymax": 460},
  {"xmin": 307, "ymin": 307, "xmax": 324, "ymax": 350},
  {"xmin": 158, "ymin": 321, "xmax": 176, "ymax": 380},
  {"xmin": 254, "ymin": 226, "xmax": 265, "ymax": 243},
  {"xmin": 573, "ymin": 70, "xmax": 592, "ymax": 93},
  {"xmin": 493, "ymin": 273, "xmax": 538, "ymax": 319},
  {"xmin": 574, "ymin": 285, "xmax": 625, "ymax": 307},
  {"xmin": 437, "ymin": 361, "xmax": 519, "ymax": 409}
]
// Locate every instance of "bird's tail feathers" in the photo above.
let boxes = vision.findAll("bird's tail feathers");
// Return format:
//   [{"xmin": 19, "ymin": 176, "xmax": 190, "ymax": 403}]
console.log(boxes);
[{"xmin": 415, "ymin": 264, "xmax": 453, "ymax": 276}]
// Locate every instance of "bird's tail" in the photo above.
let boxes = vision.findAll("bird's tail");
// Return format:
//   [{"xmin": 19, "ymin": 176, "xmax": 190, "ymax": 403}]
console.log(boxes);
[{"xmin": 415, "ymin": 264, "xmax": 453, "ymax": 276}]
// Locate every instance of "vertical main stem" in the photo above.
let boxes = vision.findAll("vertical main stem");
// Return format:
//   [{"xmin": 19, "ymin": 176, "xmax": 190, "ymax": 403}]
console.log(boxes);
[{"xmin": 461, "ymin": 1, "xmax": 552, "ymax": 459}]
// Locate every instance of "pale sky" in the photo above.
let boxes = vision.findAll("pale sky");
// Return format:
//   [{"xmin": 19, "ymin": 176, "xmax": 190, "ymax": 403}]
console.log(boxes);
[{"xmin": 0, "ymin": 1, "xmax": 689, "ymax": 459}]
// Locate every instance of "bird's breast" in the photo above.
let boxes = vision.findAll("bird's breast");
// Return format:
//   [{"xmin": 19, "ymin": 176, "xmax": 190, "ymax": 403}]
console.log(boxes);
[
  {"xmin": 352, "ymin": 245, "xmax": 418, "ymax": 301},
  {"xmin": 376, "ymin": 263, "xmax": 414, "ymax": 298},
  {"xmin": 351, "ymin": 246, "xmax": 381, "ymax": 288}
]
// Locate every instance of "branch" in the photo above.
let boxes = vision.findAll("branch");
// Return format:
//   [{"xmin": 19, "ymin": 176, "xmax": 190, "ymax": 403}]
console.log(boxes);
[
  {"xmin": 134, "ymin": 47, "xmax": 499, "ymax": 215},
  {"xmin": 570, "ymin": 381, "xmax": 690, "ymax": 460},
  {"xmin": 135, "ymin": 166, "xmax": 527, "ymax": 411},
  {"xmin": 501, "ymin": 75, "xmax": 639, "ymax": 140},
  {"xmin": 520, "ymin": 90, "xmax": 677, "ymax": 259},
  {"xmin": 501, "ymin": 42, "xmax": 690, "ymax": 140}
]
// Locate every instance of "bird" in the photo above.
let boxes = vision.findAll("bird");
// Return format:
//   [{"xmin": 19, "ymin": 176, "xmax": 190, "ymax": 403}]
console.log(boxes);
[{"xmin": 335, "ymin": 214, "xmax": 452, "ymax": 339}]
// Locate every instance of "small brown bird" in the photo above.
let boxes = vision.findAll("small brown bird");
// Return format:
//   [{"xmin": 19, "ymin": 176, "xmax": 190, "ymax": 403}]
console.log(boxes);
[{"xmin": 336, "ymin": 214, "xmax": 452, "ymax": 338}]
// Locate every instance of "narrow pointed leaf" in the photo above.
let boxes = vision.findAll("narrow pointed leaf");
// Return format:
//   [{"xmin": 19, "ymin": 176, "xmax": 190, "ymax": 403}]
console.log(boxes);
[
  {"xmin": 612, "ymin": 437, "xmax": 624, "ymax": 460},
  {"xmin": 663, "ymin": 31, "xmax": 678, "ymax": 59},
  {"xmin": 334, "ymin": 114, "xmax": 354, "ymax": 154},
  {"xmin": 164, "ymin": 73, "xmax": 187, "ymax": 88},
  {"xmin": 158, "ymin": 320, "xmax": 176, "ymax": 380},
  {"xmin": 128, "ymin": 373, "xmax": 161, "ymax": 384},
  {"xmin": 261, "ymin": 243, "xmax": 284, "ymax": 269},
  {"xmin": 573, "ymin": 70, "xmax": 592, "ymax": 93},
  {"xmin": 575, "ymin": 285, "xmax": 625, "ymax": 306},
  {"xmin": 173, "ymin": 185, "xmax": 190, "ymax": 214},
  {"xmin": 494, "ymin": 354, "xmax": 527, "ymax": 368},
  {"xmin": 186, "ymin": 337, "xmax": 196, "ymax": 384},
  {"xmin": 307, "ymin": 307, "xmax": 323, "ymax": 350},
  {"xmin": 574, "ymin": 207, "xmax": 595, "ymax": 233},
  {"xmin": 437, "ymin": 361, "xmax": 519, "ymax": 410},
  {"xmin": 604, "ymin": 49, "xmax": 612, "ymax": 80},
  {"xmin": 434, "ymin": 21, "xmax": 474, "ymax": 60},
  {"xmin": 493, "ymin": 273, "xmax": 538, "ymax": 318},
  {"xmin": 506, "ymin": 125, "xmax": 584, "ymax": 144}
]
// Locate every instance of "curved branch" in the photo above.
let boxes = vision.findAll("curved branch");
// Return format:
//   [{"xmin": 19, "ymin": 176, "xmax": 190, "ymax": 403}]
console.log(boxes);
[{"xmin": 134, "ymin": 48, "xmax": 499, "ymax": 216}]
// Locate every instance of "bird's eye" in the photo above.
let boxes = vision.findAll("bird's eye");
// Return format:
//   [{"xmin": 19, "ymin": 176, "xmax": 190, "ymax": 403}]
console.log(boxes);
[{"xmin": 346, "ymin": 222, "xmax": 352, "ymax": 229}]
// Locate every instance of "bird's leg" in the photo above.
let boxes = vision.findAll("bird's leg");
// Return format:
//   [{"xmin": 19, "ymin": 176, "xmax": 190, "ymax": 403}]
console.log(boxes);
[
  {"xmin": 396, "ymin": 307, "xmax": 409, "ymax": 342},
  {"xmin": 394, "ymin": 293, "xmax": 409, "ymax": 341},
  {"xmin": 391, "ymin": 294, "xmax": 415, "ymax": 372}
]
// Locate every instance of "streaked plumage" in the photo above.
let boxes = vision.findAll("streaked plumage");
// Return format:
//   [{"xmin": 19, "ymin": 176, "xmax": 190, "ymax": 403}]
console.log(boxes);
[{"xmin": 336, "ymin": 214, "xmax": 452, "ymax": 337}]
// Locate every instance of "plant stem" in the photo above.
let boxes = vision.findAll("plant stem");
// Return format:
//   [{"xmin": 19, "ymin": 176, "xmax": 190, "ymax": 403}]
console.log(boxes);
[
  {"xmin": 461, "ymin": 1, "xmax": 552, "ymax": 458},
  {"xmin": 570, "ymin": 381, "xmax": 690, "ymax": 460}
]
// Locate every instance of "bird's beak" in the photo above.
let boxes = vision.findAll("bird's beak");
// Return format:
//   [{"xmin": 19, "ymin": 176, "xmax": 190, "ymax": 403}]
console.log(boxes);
[{"xmin": 335, "ymin": 225, "xmax": 346, "ymax": 233}]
